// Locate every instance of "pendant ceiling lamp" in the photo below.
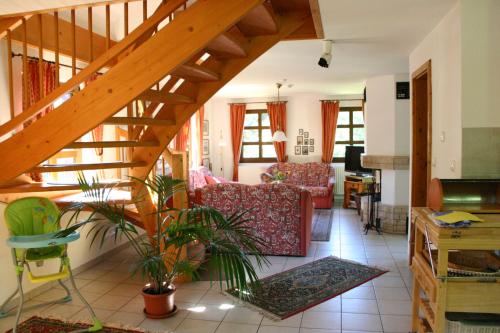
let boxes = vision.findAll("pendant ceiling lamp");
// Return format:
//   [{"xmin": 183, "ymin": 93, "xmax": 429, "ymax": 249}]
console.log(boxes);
[{"xmin": 272, "ymin": 82, "xmax": 287, "ymax": 142}]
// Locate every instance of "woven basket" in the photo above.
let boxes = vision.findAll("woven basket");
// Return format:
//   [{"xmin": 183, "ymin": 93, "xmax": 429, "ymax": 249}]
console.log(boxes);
[{"xmin": 447, "ymin": 313, "xmax": 500, "ymax": 333}]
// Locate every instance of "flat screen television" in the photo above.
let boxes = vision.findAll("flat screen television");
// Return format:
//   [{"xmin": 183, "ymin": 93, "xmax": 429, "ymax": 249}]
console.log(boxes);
[{"xmin": 345, "ymin": 146, "xmax": 371, "ymax": 175}]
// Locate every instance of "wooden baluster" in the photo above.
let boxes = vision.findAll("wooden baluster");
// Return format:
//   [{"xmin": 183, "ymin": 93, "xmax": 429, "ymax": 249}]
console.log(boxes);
[
  {"xmin": 22, "ymin": 18, "xmax": 28, "ymax": 110},
  {"xmin": 124, "ymin": 2, "xmax": 129, "ymax": 36},
  {"xmin": 54, "ymin": 12, "xmax": 60, "ymax": 87},
  {"xmin": 88, "ymin": 7, "xmax": 93, "ymax": 62},
  {"xmin": 6, "ymin": 30, "xmax": 14, "ymax": 119},
  {"xmin": 143, "ymin": 0, "xmax": 147, "ymax": 21},
  {"xmin": 71, "ymin": 9, "xmax": 76, "ymax": 76},
  {"xmin": 37, "ymin": 14, "xmax": 43, "ymax": 98},
  {"xmin": 105, "ymin": 5, "xmax": 110, "ymax": 50}
]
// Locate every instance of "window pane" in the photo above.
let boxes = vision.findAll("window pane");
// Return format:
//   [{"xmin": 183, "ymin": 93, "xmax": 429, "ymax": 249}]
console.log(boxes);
[
  {"xmin": 262, "ymin": 145, "xmax": 277, "ymax": 158},
  {"xmin": 261, "ymin": 112, "xmax": 270, "ymax": 126},
  {"xmin": 333, "ymin": 144, "xmax": 347, "ymax": 158},
  {"xmin": 242, "ymin": 145, "xmax": 259, "ymax": 158},
  {"xmin": 262, "ymin": 129, "xmax": 272, "ymax": 142},
  {"xmin": 337, "ymin": 112, "xmax": 350, "ymax": 125},
  {"xmin": 244, "ymin": 113, "xmax": 258, "ymax": 127},
  {"xmin": 335, "ymin": 128, "xmax": 350, "ymax": 142},
  {"xmin": 353, "ymin": 127, "xmax": 365, "ymax": 141},
  {"xmin": 243, "ymin": 129, "xmax": 259, "ymax": 142},
  {"xmin": 353, "ymin": 111, "xmax": 364, "ymax": 125}
]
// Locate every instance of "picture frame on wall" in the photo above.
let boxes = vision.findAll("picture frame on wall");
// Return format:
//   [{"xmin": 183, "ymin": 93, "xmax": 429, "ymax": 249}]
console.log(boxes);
[
  {"xmin": 202, "ymin": 157, "xmax": 210, "ymax": 169},
  {"xmin": 304, "ymin": 139, "xmax": 309, "ymax": 145},
  {"xmin": 295, "ymin": 146, "xmax": 301, "ymax": 155},
  {"xmin": 202, "ymin": 139, "xmax": 210, "ymax": 155},
  {"xmin": 310, "ymin": 138, "xmax": 314, "ymax": 145},
  {"xmin": 302, "ymin": 146, "xmax": 308, "ymax": 155},
  {"xmin": 304, "ymin": 131, "xmax": 309, "ymax": 138},
  {"xmin": 309, "ymin": 146, "xmax": 314, "ymax": 153},
  {"xmin": 203, "ymin": 120, "xmax": 209, "ymax": 137},
  {"xmin": 297, "ymin": 136, "xmax": 303, "ymax": 145},
  {"xmin": 299, "ymin": 129, "xmax": 303, "ymax": 135}
]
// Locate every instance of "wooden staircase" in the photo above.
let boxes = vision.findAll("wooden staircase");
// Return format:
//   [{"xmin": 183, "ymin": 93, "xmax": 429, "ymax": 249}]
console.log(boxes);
[{"xmin": 0, "ymin": 0, "xmax": 322, "ymax": 232}]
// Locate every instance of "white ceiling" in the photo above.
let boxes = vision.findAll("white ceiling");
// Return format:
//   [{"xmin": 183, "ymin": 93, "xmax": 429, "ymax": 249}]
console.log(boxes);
[
  {"xmin": 216, "ymin": 0, "xmax": 457, "ymax": 98},
  {"xmin": 1, "ymin": 0, "xmax": 457, "ymax": 98}
]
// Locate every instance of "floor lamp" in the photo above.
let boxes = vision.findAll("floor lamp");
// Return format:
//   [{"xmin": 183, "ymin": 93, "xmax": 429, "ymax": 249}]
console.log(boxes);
[{"xmin": 218, "ymin": 130, "xmax": 227, "ymax": 177}]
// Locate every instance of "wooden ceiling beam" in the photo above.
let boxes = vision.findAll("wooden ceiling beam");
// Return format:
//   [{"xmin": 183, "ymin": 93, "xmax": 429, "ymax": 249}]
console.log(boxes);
[{"xmin": 10, "ymin": 13, "xmax": 116, "ymax": 64}]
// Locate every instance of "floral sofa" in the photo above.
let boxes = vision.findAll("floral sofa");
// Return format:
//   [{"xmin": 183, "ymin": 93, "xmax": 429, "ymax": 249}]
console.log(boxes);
[
  {"xmin": 266, "ymin": 162, "xmax": 335, "ymax": 209},
  {"xmin": 194, "ymin": 183, "xmax": 313, "ymax": 256}
]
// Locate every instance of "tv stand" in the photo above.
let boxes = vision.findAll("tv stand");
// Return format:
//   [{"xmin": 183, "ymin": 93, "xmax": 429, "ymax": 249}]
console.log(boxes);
[{"xmin": 343, "ymin": 175, "xmax": 372, "ymax": 210}]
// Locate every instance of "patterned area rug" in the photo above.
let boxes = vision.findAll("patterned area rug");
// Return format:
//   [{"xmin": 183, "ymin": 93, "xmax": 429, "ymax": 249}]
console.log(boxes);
[
  {"xmin": 226, "ymin": 256, "xmax": 387, "ymax": 320},
  {"xmin": 311, "ymin": 209, "xmax": 334, "ymax": 241},
  {"xmin": 5, "ymin": 316, "xmax": 149, "ymax": 333}
]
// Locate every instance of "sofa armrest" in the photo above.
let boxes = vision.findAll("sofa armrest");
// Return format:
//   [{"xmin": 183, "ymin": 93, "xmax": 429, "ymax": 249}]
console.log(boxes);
[{"xmin": 300, "ymin": 190, "xmax": 313, "ymax": 256}]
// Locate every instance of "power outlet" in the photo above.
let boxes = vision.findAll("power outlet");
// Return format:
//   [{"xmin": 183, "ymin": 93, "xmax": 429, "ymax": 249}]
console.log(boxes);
[{"xmin": 440, "ymin": 131, "xmax": 446, "ymax": 142}]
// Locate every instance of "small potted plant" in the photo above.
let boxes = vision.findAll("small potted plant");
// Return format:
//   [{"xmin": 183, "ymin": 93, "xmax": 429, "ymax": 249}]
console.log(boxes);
[{"xmin": 60, "ymin": 174, "xmax": 267, "ymax": 318}]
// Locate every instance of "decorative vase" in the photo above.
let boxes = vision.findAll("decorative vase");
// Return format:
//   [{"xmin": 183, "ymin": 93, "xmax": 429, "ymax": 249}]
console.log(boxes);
[{"xmin": 142, "ymin": 286, "xmax": 177, "ymax": 319}]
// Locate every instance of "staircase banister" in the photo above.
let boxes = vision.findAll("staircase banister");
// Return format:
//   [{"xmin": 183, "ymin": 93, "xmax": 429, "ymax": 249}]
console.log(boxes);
[{"xmin": 0, "ymin": 0, "xmax": 187, "ymax": 139}]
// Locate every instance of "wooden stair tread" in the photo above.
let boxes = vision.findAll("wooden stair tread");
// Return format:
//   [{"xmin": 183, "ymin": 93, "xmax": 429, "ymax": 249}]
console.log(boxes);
[
  {"xmin": 0, "ymin": 180, "xmax": 135, "ymax": 193},
  {"xmin": 171, "ymin": 64, "xmax": 220, "ymax": 82},
  {"xmin": 206, "ymin": 29, "xmax": 248, "ymax": 59},
  {"xmin": 237, "ymin": 3, "xmax": 278, "ymax": 36},
  {"xmin": 103, "ymin": 117, "xmax": 176, "ymax": 126},
  {"xmin": 65, "ymin": 140, "xmax": 159, "ymax": 149},
  {"xmin": 31, "ymin": 161, "xmax": 147, "ymax": 172},
  {"xmin": 54, "ymin": 189, "xmax": 133, "ymax": 205},
  {"xmin": 137, "ymin": 90, "xmax": 195, "ymax": 105}
]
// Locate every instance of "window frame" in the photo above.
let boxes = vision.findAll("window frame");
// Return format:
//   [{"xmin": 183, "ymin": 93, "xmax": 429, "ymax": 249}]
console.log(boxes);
[
  {"xmin": 333, "ymin": 106, "xmax": 364, "ymax": 163},
  {"xmin": 240, "ymin": 109, "xmax": 276, "ymax": 163}
]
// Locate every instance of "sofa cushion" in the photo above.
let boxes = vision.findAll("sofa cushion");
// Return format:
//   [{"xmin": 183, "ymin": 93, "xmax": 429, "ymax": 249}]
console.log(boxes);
[
  {"xmin": 305, "ymin": 186, "xmax": 329, "ymax": 197},
  {"xmin": 205, "ymin": 175, "xmax": 220, "ymax": 185}
]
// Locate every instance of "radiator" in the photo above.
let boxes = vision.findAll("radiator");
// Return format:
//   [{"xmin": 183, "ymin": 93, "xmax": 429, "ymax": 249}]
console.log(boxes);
[{"xmin": 334, "ymin": 165, "xmax": 346, "ymax": 195}]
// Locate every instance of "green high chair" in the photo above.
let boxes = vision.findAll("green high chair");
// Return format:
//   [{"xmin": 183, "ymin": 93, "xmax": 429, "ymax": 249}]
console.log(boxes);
[{"xmin": 0, "ymin": 197, "xmax": 102, "ymax": 333}]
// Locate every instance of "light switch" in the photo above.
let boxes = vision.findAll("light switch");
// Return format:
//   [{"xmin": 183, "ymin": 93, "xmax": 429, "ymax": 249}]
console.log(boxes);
[
  {"xmin": 440, "ymin": 131, "xmax": 445, "ymax": 142},
  {"xmin": 450, "ymin": 160, "xmax": 456, "ymax": 172},
  {"xmin": 432, "ymin": 157, "xmax": 437, "ymax": 167}
]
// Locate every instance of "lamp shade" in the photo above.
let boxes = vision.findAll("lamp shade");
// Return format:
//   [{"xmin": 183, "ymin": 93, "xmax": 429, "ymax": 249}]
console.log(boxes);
[{"xmin": 272, "ymin": 130, "xmax": 287, "ymax": 142}]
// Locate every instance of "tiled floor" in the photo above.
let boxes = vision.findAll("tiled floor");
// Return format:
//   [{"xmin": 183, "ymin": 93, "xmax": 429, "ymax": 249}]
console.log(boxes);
[{"xmin": 0, "ymin": 207, "xmax": 413, "ymax": 333}]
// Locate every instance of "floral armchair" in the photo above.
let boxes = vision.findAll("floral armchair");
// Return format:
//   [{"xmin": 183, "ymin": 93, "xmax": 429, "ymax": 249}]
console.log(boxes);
[
  {"xmin": 194, "ymin": 183, "xmax": 313, "ymax": 256},
  {"xmin": 266, "ymin": 162, "xmax": 335, "ymax": 209}
]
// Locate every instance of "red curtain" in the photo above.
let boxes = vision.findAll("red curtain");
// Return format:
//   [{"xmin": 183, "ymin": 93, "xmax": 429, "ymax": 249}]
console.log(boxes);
[
  {"xmin": 229, "ymin": 103, "xmax": 246, "ymax": 181},
  {"xmin": 23, "ymin": 59, "xmax": 57, "ymax": 182},
  {"xmin": 321, "ymin": 100, "xmax": 340, "ymax": 163},
  {"xmin": 86, "ymin": 74, "xmax": 104, "ymax": 156},
  {"xmin": 267, "ymin": 101, "xmax": 287, "ymax": 162},
  {"xmin": 174, "ymin": 120, "xmax": 190, "ymax": 151},
  {"xmin": 197, "ymin": 106, "xmax": 205, "ymax": 165}
]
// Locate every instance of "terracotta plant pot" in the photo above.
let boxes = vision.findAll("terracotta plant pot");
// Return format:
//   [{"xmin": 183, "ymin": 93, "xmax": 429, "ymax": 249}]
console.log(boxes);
[{"xmin": 142, "ymin": 286, "xmax": 176, "ymax": 319}]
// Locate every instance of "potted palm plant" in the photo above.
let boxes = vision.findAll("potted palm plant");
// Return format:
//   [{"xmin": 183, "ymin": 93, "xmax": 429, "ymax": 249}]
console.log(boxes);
[{"xmin": 60, "ymin": 174, "xmax": 267, "ymax": 318}]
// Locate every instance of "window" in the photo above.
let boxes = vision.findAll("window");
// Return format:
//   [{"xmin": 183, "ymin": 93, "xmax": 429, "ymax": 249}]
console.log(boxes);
[
  {"xmin": 333, "ymin": 106, "xmax": 365, "ymax": 162},
  {"xmin": 240, "ymin": 110, "xmax": 276, "ymax": 163}
]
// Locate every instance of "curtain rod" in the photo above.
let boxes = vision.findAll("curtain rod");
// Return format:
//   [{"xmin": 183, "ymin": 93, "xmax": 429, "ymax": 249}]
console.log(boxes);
[
  {"xmin": 227, "ymin": 101, "xmax": 287, "ymax": 105},
  {"xmin": 11, "ymin": 52, "xmax": 86, "ymax": 71},
  {"xmin": 320, "ymin": 98, "xmax": 364, "ymax": 102}
]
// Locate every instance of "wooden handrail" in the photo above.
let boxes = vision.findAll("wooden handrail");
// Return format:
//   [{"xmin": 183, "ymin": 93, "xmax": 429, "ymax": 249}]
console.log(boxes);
[{"xmin": 0, "ymin": 0, "xmax": 187, "ymax": 138}]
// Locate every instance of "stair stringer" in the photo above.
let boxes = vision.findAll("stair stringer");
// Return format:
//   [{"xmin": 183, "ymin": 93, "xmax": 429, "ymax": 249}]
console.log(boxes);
[
  {"xmin": 130, "ymin": 11, "xmax": 310, "ymax": 234},
  {"xmin": 0, "ymin": 0, "xmax": 264, "ymax": 184}
]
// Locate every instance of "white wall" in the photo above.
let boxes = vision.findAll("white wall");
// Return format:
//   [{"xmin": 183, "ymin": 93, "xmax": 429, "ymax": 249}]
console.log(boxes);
[
  {"xmin": 364, "ymin": 74, "xmax": 410, "ymax": 206},
  {"xmin": 205, "ymin": 93, "xmax": 362, "ymax": 185},
  {"xmin": 409, "ymin": 2, "xmax": 462, "ymax": 179}
]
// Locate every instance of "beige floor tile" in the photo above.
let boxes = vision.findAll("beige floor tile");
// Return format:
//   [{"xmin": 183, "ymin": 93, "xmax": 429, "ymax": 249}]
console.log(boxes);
[
  {"xmin": 98, "ymin": 271, "xmax": 130, "ymax": 283},
  {"xmin": 306, "ymin": 297, "xmax": 340, "ymax": 313},
  {"xmin": 300, "ymin": 311, "xmax": 341, "ymax": 330},
  {"xmin": 107, "ymin": 311, "xmax": 145, "ymax": 327},
  {"xmin": 92, "ymin": 294, "xmax": 132, "ymax": 311},
  {"xmin": 76, "ymin": 269, "xmax": 109, "ymax": 280},
  {"xmin": 374, "ymin": 287, "xmax": 410, "ymax": 301},
  {"xmin": 216, "ymin": 322, "xmax": 259, "ymax": 333},
  {"xmin": 223, "ymin": 306, "xmax": 263, "ymax": 325},
  {"xmin": 299, "ymin": 329, "xmax": 340, "ymax": 333},
  {"xmin": 261, "ymin": 313, "xmax": 302, "ymax": 327},
  {"xmin": 33, "ymin": 288, "xmax": 69, "ymax": 302},
  {"xmin": 341, "ymin": 286, "xmax": 376, "ymax": 300},
  {"xmin": 258, "ymin": 325, "xmax": 299, "ymax": 333},
  {"xmin": 106, "ymin": 283, "xmax": 141, "ymax": 297},
  {"xmin": 139, "ymin": 309, "xmax": 188, "ymax": 331},
  {"xmin": 198, "ymin": 291, "xmax": 233, "ymax": 305},
  {"xmin": 175, "ymin": 289, "xmax": 207, "ymax": 304},
  {"xmin": 380, "ymin": 315, "xmax": 412, "ymax": 332},
  {"xmin": 372, "ymin": 276, "xmax": 406, "ymax": 288},
  {"xmin": 341, "ymin": 313, "xmax": 383, "ymax": 332},
  {"xmin": 175, "ymin": 318, "xmax": 220, "ymax": 333},
  {"xmin": 186, "ymin": 304, "xmax": 229, "ymax": 321},
  {"xmin": 72, "ymin": 307, "xmax": 114, "ymax": 322},
  {"xmin": 341, "ymin": 298, "xmax": 379, "ymax": 314},
  {"xmin": 120, "ymin": 296, "xmax": 144, "ymax": 313},
  {"xmin": 42, "ymin": 303, "xmax": 83, "ymax": 318},
  {"xmin": 377, "ymin": 300, "xmax": 412, "ymax": 315},
  {"xmin": 81, "ymin": 281, "xmax": 117, "ymax": 294}
]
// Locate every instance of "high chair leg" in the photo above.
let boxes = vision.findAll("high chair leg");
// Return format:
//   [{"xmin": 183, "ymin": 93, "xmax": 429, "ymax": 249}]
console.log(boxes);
[
  {"xmin": 11, "ymin": 250, "xmax": 24, "ymax": 333},
  {"xmin": 0, "ymin": 287, "xmax": 19, "ymax": 318}
]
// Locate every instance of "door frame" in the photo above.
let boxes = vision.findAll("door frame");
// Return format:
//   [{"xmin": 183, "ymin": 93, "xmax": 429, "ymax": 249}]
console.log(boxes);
[{"xmin": 411, "ymin": 60, "xmax": 432, "ymax": 207}]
